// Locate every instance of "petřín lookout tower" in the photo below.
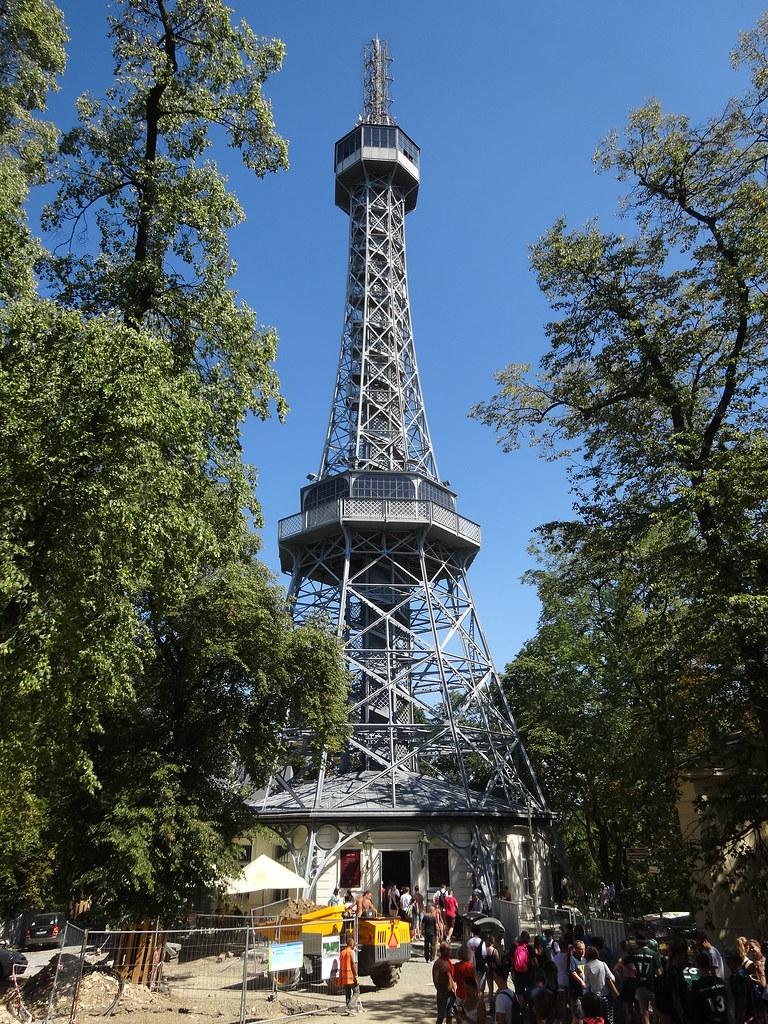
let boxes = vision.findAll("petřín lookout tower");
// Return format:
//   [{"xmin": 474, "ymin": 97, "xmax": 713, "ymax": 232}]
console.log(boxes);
[{"xmin": 255, "ymin": 39, "xmax": 552, "ymax": 913}]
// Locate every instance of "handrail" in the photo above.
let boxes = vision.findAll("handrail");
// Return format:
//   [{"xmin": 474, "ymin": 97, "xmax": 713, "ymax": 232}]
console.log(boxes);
[{"xmin": 278, "ymin": 498, "xmax": 481, "ymax": 546}]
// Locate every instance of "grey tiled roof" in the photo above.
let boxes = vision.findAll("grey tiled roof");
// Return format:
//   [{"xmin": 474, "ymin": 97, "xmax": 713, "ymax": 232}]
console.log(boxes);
[{"xmin": 251, "ymin": 770, "xmax": 544, "ymax": 824}]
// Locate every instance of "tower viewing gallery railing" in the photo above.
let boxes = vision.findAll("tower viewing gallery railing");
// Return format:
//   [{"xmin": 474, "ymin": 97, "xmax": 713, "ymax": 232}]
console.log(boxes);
[{"xmin": 278, "ymin": 497, "xmax": 482, "ymax": 546}]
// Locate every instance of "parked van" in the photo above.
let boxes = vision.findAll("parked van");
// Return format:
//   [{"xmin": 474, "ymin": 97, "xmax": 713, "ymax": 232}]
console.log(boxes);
[{"xmin": 17, "ymin": 910, "xmax": 65, "ymax": 949}]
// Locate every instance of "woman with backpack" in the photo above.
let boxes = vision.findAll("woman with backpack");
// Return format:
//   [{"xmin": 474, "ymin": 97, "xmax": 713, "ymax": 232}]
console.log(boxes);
[{"xmin": 513, "ymin": 931, "xmax": 534, "ymax": 998}]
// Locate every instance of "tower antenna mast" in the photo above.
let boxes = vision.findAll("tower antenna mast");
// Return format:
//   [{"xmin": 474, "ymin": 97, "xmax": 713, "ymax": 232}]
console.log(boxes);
[{"xmin": 363, "ymin": 37, "xmax": 394, "ymax": 124}]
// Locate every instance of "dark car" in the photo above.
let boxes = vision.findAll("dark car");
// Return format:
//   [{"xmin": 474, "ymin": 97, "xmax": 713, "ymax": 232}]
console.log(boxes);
[
  {"xmin": 20, "ymin": 910, "xmax": 65, "ymax": 950},
  {"xmin": 0, "ymin": 948, "xmax": 28, "ymax": 980}
]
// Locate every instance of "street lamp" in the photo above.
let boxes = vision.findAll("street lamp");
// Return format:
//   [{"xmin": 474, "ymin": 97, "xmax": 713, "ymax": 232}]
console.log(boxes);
[
  {"xmin": 418, "ymin": 832, "xmax": 430, "ymax": 868},
  {"xmin": 362, "ymin": 832, "xmax": 373, "ymax": 867}
]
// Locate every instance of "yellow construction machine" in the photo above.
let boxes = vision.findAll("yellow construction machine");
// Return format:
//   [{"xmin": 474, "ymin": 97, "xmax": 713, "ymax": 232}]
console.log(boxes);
[{"xmin": 255, "ymin": 904, "xmax": 411, "ymax": 989}]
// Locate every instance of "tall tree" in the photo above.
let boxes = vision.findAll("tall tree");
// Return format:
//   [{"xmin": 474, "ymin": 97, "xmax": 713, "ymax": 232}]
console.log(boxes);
[
  {"xmin": 0, "ymin": 0, "xmax": 69, "ymax": 909},
  {"xmin": 0, "ymin": 1, "xmax": 348, "ymax": 918},
  {"xmin": 503, "ymin": 522, "xmax": 692, "ymax": 913},
  {"xmin": 54, "ymin": 551, "xmax": 349, "ymax": 923},
  {"xmin": 473, "ymin": 17, "xmax": 768, "ymax": 920}
]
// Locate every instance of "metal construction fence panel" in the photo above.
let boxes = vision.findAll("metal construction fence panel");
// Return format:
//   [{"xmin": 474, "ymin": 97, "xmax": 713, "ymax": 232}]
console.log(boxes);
[
  {"xmin": 585, "ymin": 916, "xmax": 628, "ymax": 953},
  {"xmin": 40, "ymin": 913, "xmax": 361, "ymax": 1024},
  {"xmin": 494, "ymin": 901, "xmax": 586, "ymax": 943}
]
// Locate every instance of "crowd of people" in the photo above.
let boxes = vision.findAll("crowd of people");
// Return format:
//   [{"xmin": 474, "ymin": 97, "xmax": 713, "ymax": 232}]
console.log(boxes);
[{"xmin": 429, "ymin": 921, "xmax": 768, "ymax": 1024}]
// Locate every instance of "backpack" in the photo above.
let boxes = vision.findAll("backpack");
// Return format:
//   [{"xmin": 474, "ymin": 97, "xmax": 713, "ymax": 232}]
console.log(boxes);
[
  {"xmin": 474, "ymin": 942, "xmax": 486, "ymax": 976},
  {"xmin": 513, "ymin": 942, "xmax": 529, "ymax": 973},
  {"xmin": 653, "ymin": 964, "xmax": 673, "ymax": 1013},
  {"xmin": 494, "ymin": 989, "xmax": 521, "ymax": 1024}
]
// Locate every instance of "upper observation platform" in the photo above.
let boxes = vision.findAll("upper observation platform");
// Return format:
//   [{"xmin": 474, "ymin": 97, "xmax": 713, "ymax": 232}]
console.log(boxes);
[{"xmin": 334, "ymin": 123, "xmax": 421, "ymax": 212}]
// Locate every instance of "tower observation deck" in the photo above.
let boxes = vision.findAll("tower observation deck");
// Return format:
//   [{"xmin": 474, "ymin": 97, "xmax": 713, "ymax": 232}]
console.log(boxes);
[{"xmin": 256, "ymin": 39, "xmax": 549, "ymax": 901}]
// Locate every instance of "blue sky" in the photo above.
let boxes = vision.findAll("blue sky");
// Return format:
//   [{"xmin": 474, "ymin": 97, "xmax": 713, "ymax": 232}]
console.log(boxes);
[{"xmin": 44, "ymin": 1, "xmax": 766, "ymax": 669}]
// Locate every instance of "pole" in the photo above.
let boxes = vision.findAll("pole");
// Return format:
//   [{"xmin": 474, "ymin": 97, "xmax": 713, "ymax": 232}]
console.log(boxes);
[{"xmin": 527, "ymin": 799, "xmax": 541, "ymax": 933}]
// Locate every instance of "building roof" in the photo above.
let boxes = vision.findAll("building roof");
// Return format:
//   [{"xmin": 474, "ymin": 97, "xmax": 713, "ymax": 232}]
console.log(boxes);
[{"xmin": 250, "ymin": 769, "xmax": 549, "ymax": 826}]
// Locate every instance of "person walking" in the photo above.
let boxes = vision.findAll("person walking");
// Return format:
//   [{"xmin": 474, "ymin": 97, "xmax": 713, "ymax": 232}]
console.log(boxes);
[
  {"xmin": 400, "ymin": 886, "xmax": 413, "ymax": 935},
  {"xmin": 568, "ymin": 939, "xmax": 588, "ymax": 1024},
  {"xmin": 423, "ymin": 903, "xmax": 438, "ymax": 962},
  {"xmin": 412, "ymin": 885, "xmax": 425, "ymax": 939},
  {"xmin": 583, "ymin": 944, "xmax": 618, "ymax": 1024},
  {"xmin": 493, "ymin": 963, "xmax": 521, "ymax": 1023},
  {"xmin": 444, "ymin": 888, "xmax": 459, "ymax": 942},
  {"xmin": 434, "ymin": 940, "xmax": 457, "ymax": 1024},
  {"xmin": 484, "ymin": 935, "xmax": 501, "ymax": 1007},
  {"xmin": 458, "ymin": 975, "xmax": 487, "ymax": 1024},
  {"xmin": 387, "ymin": 882, "xmax": 400, "ymax": 918},
  {"xmin": 338, "ymin": 934, "xmax": 360, "ymax": 1016},
  {"xmin": 616, "ymin": 935, "xmax": 661, "ymax": 1024}
]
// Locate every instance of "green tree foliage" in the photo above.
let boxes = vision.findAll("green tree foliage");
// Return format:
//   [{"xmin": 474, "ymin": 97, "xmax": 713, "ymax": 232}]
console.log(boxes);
[
  {"xmin": 53, "ymin": 554, "xmax": 349, "ymax": 923},
  {"xmin": 474, "ymin": 18, "xmax": 768, "ymax": 921},
  {"xmin": 0, "ymin": 0, "xmax": 66, "ymax": 298},
  {"xmin": 0, "ymin": 0, "xmax": 348, "ymax": 919},
  {"xmin": 504, "ymin": 523, "xmax": 692, "ymax": 913}
]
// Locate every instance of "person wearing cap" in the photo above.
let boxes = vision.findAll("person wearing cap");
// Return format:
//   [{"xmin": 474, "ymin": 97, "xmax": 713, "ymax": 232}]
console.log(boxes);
[{"xmin": 467, "ymin": 889, "xmax": 483, "ymax": 915}]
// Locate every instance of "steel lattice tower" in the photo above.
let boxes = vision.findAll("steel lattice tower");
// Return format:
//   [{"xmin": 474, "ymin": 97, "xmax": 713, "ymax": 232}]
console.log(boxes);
[{"xmin": 256, "ymin": 39, "xmax": 550, "ymax": 901}]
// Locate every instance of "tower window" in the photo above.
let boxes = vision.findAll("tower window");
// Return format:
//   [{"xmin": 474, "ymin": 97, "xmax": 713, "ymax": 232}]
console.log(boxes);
[
  {"xmin": 363, "ymin": 125, "xmax": 397, "ymax": 149},
  {"xmin": 303, "ymin": 475, "xmax": 350, "ymax": 509},
  {"xmin": 352, "ymin": 474, "xmax": 415, "ymax": 499},
  {"xmin": 419, "ymin": 481, "xmax": 455, "ymax": 510}
]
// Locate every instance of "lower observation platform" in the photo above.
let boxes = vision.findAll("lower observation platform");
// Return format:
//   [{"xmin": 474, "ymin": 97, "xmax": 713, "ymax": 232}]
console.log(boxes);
[{"xmin": 278, "ymin": 496, "xmax": 481, "ymax": 574}]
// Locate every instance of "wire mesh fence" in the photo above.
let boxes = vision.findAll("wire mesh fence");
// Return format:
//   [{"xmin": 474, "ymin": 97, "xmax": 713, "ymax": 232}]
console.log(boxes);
[{"xmin": 36, "ymin": 912, "xmax": 364, "ymax": 1024}]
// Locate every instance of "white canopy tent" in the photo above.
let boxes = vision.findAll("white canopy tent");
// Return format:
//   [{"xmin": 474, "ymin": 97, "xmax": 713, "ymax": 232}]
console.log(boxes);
[{"xmin": 224, "ymin": 853, "xmax": 307, "ymax": 895}]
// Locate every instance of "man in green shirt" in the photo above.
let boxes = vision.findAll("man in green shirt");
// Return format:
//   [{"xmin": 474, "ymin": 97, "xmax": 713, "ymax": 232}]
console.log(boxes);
[
  {"xmin": 617, "ymin": 935, "xmax": 662, "ymax": 1024},
  {"xmin": 665, "ymin": 940, "xmax": 701, "ymax": 1023},
  {"xmin": 691, "ymin": 952, "xmax": 728, "ymax": 1024}
]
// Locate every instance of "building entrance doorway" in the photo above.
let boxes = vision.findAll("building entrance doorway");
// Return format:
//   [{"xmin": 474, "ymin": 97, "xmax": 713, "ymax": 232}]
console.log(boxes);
[{"xmin": 380, "ymin": 850, "xmax": 411, "ymax": 908}]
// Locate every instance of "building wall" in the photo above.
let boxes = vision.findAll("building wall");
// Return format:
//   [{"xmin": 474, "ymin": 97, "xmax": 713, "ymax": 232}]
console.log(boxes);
[
  {"xmin": 229, "ymin": 824, "xmax": 553, "ymax": 918},
  {"xmin": 678, "ymin": 763, "xmax": 765, "ymax": 942}
]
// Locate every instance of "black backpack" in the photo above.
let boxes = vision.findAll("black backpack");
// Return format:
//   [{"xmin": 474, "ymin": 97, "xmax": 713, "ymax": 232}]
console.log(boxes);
[
  {"xmin": 653, "ymin": 964, "xmax": 673, "ymax": 1013},
  {"xmin": 474, "ymin": 943, "xmax": 486, "ymax": 976}
]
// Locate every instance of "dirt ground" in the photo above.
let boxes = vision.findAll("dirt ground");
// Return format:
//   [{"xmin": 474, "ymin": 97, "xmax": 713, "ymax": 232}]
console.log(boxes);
[{"xmin": 1, "ymin": 941, "xmax": 439, "ymax": 1024}]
